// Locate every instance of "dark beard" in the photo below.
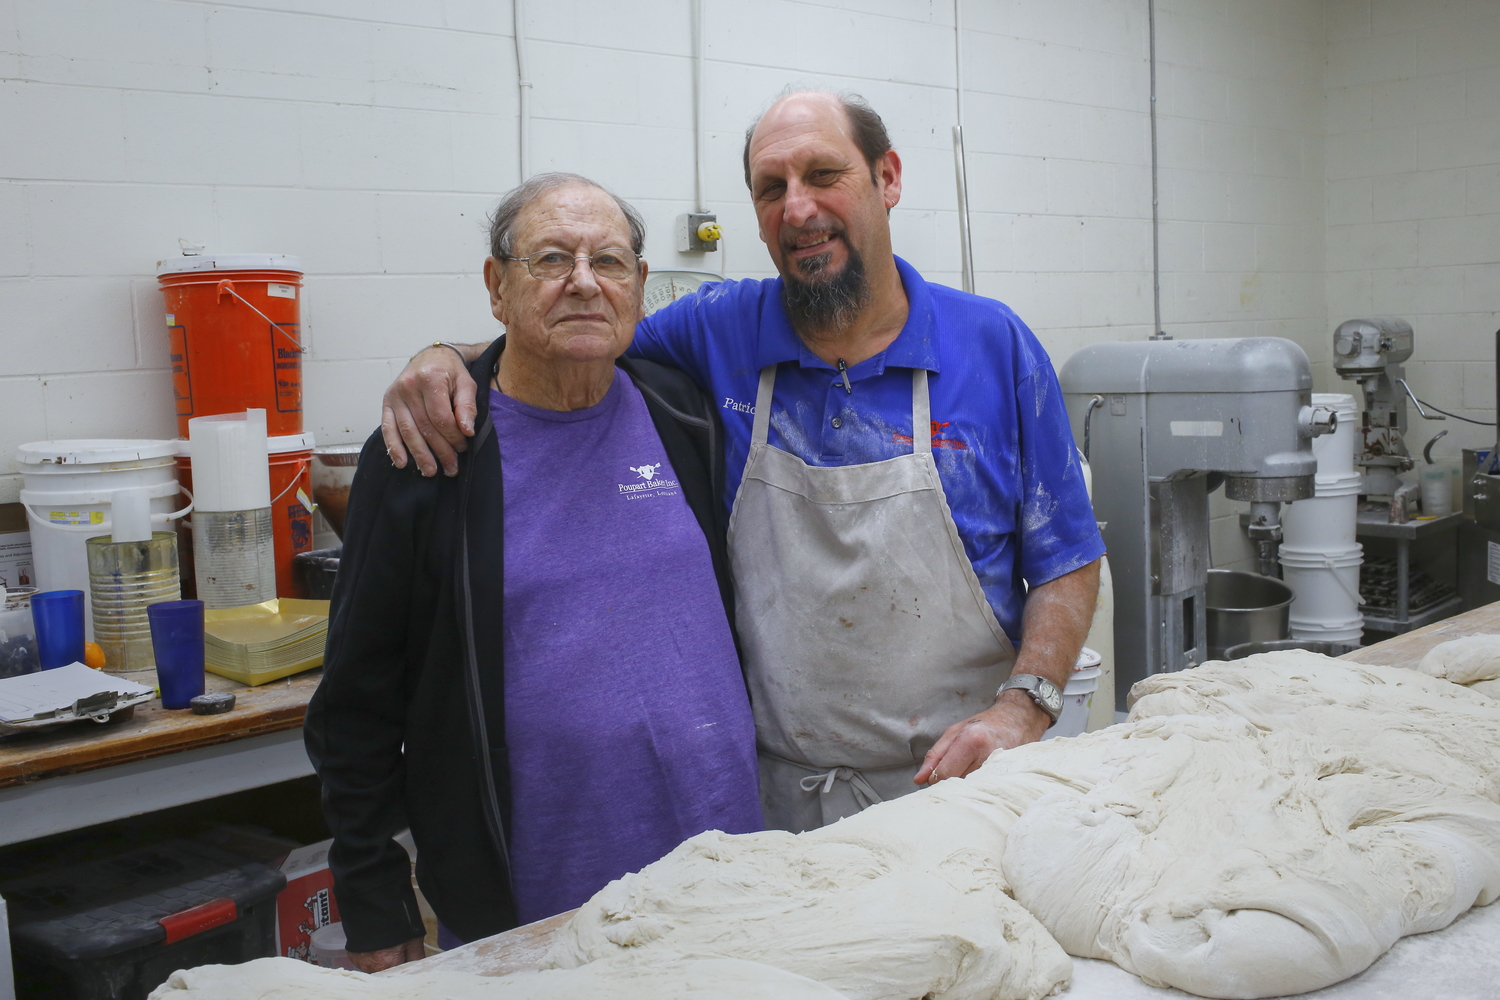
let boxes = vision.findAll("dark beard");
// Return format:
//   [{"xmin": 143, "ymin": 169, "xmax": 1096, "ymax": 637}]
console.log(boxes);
[{"xmin": 781, "ymin": 241, "xmax": 870, "ymax": 334}]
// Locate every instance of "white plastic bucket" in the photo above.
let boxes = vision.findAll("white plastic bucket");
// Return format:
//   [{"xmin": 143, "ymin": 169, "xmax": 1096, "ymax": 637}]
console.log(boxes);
[
  {"xmin": 1043, "ymin": 647, "xmax": 1102, "ymax": 741},
  {"xmin": 1311, "ymin": 394, "xmax": 1359, "ymax": 479},
  {"xmin": 17, "ymin": 440, "xmax": 192, "ymax": 639},
  {"xmin": 1281, "ymin": 544, "xmax": 1364, "ymax": 643},
  {"xmin": 1283, "ymin": 493, "xmax": 1358, "ymax": 550}
]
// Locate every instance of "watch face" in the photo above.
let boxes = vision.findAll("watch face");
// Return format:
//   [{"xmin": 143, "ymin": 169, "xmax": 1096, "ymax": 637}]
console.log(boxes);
[{"xmin": 1041, "ymin": 682, "xmax": 1063, "ymax": 713}]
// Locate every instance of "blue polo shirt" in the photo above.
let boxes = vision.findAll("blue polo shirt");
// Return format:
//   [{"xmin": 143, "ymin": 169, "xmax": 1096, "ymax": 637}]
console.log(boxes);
[{"xmin": 628, "ymin": 256, "xmax": 1104, "ymax": 640}]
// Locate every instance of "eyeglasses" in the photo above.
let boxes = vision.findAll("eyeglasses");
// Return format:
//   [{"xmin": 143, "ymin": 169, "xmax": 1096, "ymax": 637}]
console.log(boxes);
[{"xmin": 503, "ymin": 247, "xmax": 640, "ymax": 282}]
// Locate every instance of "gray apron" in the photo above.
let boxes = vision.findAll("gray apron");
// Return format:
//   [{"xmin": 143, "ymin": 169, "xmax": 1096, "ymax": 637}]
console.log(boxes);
[{"xmin": 727, "ymin": 364, "xmax": 1017, "ymax": 832}]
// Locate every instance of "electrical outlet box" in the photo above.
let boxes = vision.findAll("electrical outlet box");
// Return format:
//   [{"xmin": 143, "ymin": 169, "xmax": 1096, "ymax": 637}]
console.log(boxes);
[{"xmin": 676, "ymin": 213, "xmax": 720, "ymax": 252}]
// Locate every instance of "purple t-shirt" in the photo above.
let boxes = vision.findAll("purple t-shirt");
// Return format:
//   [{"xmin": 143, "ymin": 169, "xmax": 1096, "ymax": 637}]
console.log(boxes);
[{"xmin": 489, "ymin": 371, "xmax": 761, "ymax": 924}]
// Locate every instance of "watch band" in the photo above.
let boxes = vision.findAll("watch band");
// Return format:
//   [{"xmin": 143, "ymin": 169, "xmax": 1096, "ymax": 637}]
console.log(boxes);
[{"xmin": 998, "ymin": 673, "xmax": 1064, "ymax": 725}]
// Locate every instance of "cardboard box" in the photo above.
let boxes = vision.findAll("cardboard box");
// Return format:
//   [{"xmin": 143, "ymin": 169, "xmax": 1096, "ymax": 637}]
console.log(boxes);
[
  {"xmin": 0, "ymin": 503, "xmax": 33, "ymax": 591},
  {"xmin": 276, "ymin": 839, "xmax": 341, "ymax": 963}
]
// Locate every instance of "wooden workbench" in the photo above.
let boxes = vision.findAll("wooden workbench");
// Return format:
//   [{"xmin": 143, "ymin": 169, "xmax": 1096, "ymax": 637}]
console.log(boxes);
[
  {"xmin": 0, "ymin": 669, "xmax": 322, "ymax": 846},
  {"xmin": 394, "ymin": 601, "xmax": 1500, "ymax": 992}
]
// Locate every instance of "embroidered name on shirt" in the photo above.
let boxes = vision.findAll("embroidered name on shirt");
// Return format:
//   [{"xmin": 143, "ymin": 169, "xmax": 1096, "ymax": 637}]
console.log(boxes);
[
  {"xmin": 722, "ymin": 397, "xmax": 755, "ymax": 414},
  {"xmin": 893, "ymin": 420, "xmax": 969, "ymax": 451}
]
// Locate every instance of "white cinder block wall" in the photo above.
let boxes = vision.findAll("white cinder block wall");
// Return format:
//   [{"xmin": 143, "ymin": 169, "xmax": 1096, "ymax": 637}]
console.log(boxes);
[
  {"xmin": 1324, "ymin": 1, "xmax": 1500, "ymax": 471},
  {"xmin": 2, "ymin": 1, "xmax": 1497, "ymax": 577}
]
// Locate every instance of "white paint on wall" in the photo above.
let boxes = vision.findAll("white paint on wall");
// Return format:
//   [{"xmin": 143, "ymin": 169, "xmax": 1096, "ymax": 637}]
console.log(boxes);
[{"xmin": 0, "ymin": 1, "xmax": 1496, "ymax": 582}]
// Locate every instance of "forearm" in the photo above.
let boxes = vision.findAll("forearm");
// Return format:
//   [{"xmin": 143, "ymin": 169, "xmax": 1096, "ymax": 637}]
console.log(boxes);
[{"xmin": 1007, "ymin": 557, "xmax": 1102, "ymax": 696}]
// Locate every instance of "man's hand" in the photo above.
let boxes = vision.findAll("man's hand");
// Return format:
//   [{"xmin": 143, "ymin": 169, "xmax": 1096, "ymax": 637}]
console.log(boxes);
[
  {"xmin": 915, "ymin": 557, "xmax": 1103, "ymax": 784},
  {"xmin": 348, "ymin": 935, "xmax": 425, "ymax": 974},
  {"xmin": 914, "ymin": 689, "xmax": 1051, "ymax": 783},
  {"xmin": 380, "ymin": 344, "xmax": 481, "ymax": 478}
]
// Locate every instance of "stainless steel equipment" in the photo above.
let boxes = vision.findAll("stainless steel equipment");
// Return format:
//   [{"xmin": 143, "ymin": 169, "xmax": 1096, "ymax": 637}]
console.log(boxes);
[
  {"xmin": 1331, "ymin": 317, "xmax": 1425, "ymax": 498},
  {"xmin": 1205, "ymin": 568, "xmax": 1292, "ymax": 660},
  {"xmin": 1060, "ymin": 338, "xmax": 1334, "ymax": 710}
]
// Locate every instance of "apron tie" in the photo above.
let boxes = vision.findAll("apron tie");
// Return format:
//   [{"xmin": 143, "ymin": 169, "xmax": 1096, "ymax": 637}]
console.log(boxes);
[{"xmin": 798, "ymin": 766, "xmax": 885, "ymax": 810}]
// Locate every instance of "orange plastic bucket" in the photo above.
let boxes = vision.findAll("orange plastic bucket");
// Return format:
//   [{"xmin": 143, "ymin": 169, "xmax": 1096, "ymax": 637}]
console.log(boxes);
[
  {"xmin": 157, "ymin": 255, "xmax": 305, "ymax": 439},
  {"xmin": 174, "ymin": 434, "xmax": 316, "ymax": 601}
]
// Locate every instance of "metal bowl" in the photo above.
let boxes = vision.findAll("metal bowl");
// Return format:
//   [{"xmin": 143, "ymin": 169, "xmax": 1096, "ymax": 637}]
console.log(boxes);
[
  {"xmin": 1206, "ymin": 569, "xmax": 1293, "ymax": 660},
  {"xmin": 1222, "ymin": 639, "xmax": 1352, "ymax": 660}
]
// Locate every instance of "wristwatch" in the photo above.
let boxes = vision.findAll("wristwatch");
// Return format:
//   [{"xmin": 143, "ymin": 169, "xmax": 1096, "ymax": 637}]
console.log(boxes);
[{"xmin": 998, "ymin": 674, "xmax": 1064, "ymax": 725}]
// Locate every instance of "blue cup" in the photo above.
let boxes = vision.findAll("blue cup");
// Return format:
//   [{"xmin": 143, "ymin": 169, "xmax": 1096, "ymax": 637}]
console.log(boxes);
[
  {"xmin": 147, "ymin": 600, "xmax": 206, "ymax": 709},
  {"xmin": 32, "ymin": 590, "xmax": 86, "ymax": 670}
]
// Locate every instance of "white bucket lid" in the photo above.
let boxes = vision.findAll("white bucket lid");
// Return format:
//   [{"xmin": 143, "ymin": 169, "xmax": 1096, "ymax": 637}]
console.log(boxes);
[
  {"xmin": 1312, "ymin": 392, "xmax": 1358, "ymax": 415},
  {"xmin": 17, "ymin": 439, "xmax": 180, "ymax": 466},
  {"xmin": 1312, "ymin": 471, "xmax": 1363, "ymax": 497},
  {"xmin": 156, "ymin": 254, "xmax": 302, "ymax": 275},
  {"xmin": 1074, "ymin": 646, "xmax": 1102, "ymax": 671},
  {"xmin": 175, "ymin": 432, "xmax": 316, "ymax": 457},
  {"xmin": 1279, "ymin": 545, "xmax": 1363, "ymax": 567}
]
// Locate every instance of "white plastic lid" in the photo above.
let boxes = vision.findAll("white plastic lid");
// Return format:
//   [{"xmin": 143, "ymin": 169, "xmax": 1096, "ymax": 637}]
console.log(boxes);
[
  {"xmin": 175, "ymin": 432, "xmax": 315, "ymax": 457},
  {"xmin": 156, "ymin": 254, "xmax": 302, "ymax": 275},
  {"xmin": 16, "ymin": 439, "xmax": 180, "ymax": 466},
  {"xmin": 1074, "ymin": 646, "xmax": 1102, "ymax": 671}
]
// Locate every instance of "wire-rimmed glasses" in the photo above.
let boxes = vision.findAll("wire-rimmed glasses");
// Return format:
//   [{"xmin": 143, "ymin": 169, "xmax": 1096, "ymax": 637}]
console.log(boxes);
[{"xmin": 504, "ymin": 247, "xmax": 640, "ymax": 281}]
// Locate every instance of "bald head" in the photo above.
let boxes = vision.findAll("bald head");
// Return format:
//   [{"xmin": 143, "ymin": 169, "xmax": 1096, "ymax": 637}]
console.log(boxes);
[{"xmin": 742, "ymin": 90, "xmax": 892, "ymax": 190}]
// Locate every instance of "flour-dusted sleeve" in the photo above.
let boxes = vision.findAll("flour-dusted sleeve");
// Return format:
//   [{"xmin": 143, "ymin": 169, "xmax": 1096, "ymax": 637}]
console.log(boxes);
[
  {"xmin": 628, "ymin": 279, "xmax": 753, "ymax": 392},
  {"xmin": 1015, "ymin": 356, "xmax": 1106, "ymax": 587},
  {"xmin": 303, "ymin": 431, "xmax": 428, "ymax": 953}
]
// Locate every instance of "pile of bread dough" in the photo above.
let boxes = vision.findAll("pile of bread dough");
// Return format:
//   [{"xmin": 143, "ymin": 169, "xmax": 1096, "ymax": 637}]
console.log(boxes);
[{"xmin": 152, "ymin": 646, "xmax": 1500, "ymax": 1000}]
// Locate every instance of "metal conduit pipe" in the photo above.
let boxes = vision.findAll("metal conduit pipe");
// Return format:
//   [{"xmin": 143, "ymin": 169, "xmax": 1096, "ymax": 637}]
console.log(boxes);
[
  {"xmin": 1148, "ymin": 0, "xmax": 1167, "ymax": 340},
  {"xmin": 514, "ymin": 0, "xmax": 532, "ymax": 181},
  {"xmin": 953, "ymin": 0, "xmax": 975, "ymax": 294},
  {"xmin": 694, "ymin": 0, "xmax": 707, "ymax": 214}
]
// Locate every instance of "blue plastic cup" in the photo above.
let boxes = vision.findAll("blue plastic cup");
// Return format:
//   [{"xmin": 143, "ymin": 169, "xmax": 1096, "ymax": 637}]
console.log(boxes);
[
  {"xmin": 147, "ymin": 600, "xmax": 206, "ymax": 709},
  {"xmin": 32, "ymin": 590, "xmax": 86, "ymax": 670}
]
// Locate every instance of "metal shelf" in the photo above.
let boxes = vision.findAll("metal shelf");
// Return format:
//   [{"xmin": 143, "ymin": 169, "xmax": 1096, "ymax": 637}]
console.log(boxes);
[{"xmin": 1362, "ymin": 595, "xmax": 1465, "ymax": 634}]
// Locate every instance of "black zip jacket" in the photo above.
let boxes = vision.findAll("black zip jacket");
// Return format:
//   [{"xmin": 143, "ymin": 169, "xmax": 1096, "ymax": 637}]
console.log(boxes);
[{"xmin": 304, "ymin": 338, "xmax": 736, "ymax": 953}]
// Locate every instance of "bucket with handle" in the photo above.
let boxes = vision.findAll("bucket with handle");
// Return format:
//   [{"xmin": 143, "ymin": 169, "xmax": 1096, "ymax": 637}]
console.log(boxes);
[
  {"xmin": 17, "ymin": 440, "xmax": 192, "ymax": 639},
  {"xmin": 157, "ymin": 254, "xmax": 305, "ymax": 439}
]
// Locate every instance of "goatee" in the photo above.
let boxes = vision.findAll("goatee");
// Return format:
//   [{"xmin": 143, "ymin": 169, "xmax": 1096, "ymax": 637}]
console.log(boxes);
[{"xmin": 781, "ymin": 241, "xmax": 870, "ymax": 334}]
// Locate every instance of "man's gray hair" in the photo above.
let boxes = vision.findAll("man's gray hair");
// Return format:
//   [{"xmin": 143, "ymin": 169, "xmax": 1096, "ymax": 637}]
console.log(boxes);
[{"xmin": 487, "ymin": 172, "xmax": 647, "ymax": 259}]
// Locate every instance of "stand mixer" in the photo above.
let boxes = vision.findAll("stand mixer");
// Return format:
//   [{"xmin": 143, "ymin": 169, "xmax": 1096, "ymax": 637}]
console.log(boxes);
[{"xmin": 1060, "ymin": 338, "xmax": 1335, "ymax": 710}]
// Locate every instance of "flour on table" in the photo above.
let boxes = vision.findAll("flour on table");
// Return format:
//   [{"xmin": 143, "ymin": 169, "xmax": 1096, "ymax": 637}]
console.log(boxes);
[{"xmin": 147, "ymin": 953, "xmax": 849, "ymax": 999}]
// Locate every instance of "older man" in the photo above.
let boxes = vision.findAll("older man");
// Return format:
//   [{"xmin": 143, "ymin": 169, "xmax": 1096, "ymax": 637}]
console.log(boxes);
[
  {"xmin": 381, "ymin": 92, "xmax": 1105, "ymax": 834},
  {"xmin": 305, "ymin": 173, "xmax": 761, "ymax": 971}
]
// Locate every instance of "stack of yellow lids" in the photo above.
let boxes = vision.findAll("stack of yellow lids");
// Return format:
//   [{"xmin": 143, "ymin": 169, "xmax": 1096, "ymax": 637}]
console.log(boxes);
[{"xmin": 204, "ymin": 599, "xmax": 331, "ymax": 686}]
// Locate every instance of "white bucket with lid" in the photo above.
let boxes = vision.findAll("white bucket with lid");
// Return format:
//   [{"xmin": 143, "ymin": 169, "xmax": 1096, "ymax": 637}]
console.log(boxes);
[
  {"xmin": 1281, "ymin": 544, "xmax": 1364, "ymax": 643},
  {"xmin": 17, "ymin": 440, "xmax": 192, "ymax": 639},
  {"xmin": 1044, "ymin": 647, "xmax": 1101, "ymax": 741}
]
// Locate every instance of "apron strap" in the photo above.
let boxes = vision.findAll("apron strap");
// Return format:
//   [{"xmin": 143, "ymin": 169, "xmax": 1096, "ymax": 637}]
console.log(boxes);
[
  {"xmin": 752, "ymin": 364, "xmax": 777, "ymax": 447},
  {"xmin": 911, "ymin": 368, "xmax": 931, "ymax": 456},
  {"xmin": 797, "ymin": 766, "xmax": 886, "ymax": 810}
]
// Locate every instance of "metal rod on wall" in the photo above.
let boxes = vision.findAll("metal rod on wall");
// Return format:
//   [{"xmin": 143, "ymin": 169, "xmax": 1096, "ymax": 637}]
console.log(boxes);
[
  {"xmin": 514, "ymin": 0, "xmax": 532, "ymax": 181},
  {"xmin": 954, "ymin": 0, "xmax": 975, "ymax": 294},
  {"xmin": 1148, "ymin": 0, "xmax": 1168, "ymax": 340},
  {"xmin": 693, "ymin": 0, "xmax": 707, "ymax": 214}
]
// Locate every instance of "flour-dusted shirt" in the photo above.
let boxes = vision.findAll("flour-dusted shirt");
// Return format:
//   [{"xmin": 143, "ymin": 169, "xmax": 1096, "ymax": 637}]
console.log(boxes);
[
  {"xmin": 490, "ymin": 372, "xmax": 761, "ymax": 924},
  {"xmin": 629, "ymin": 256, "xmax": 1104, "ymax": 641}
]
